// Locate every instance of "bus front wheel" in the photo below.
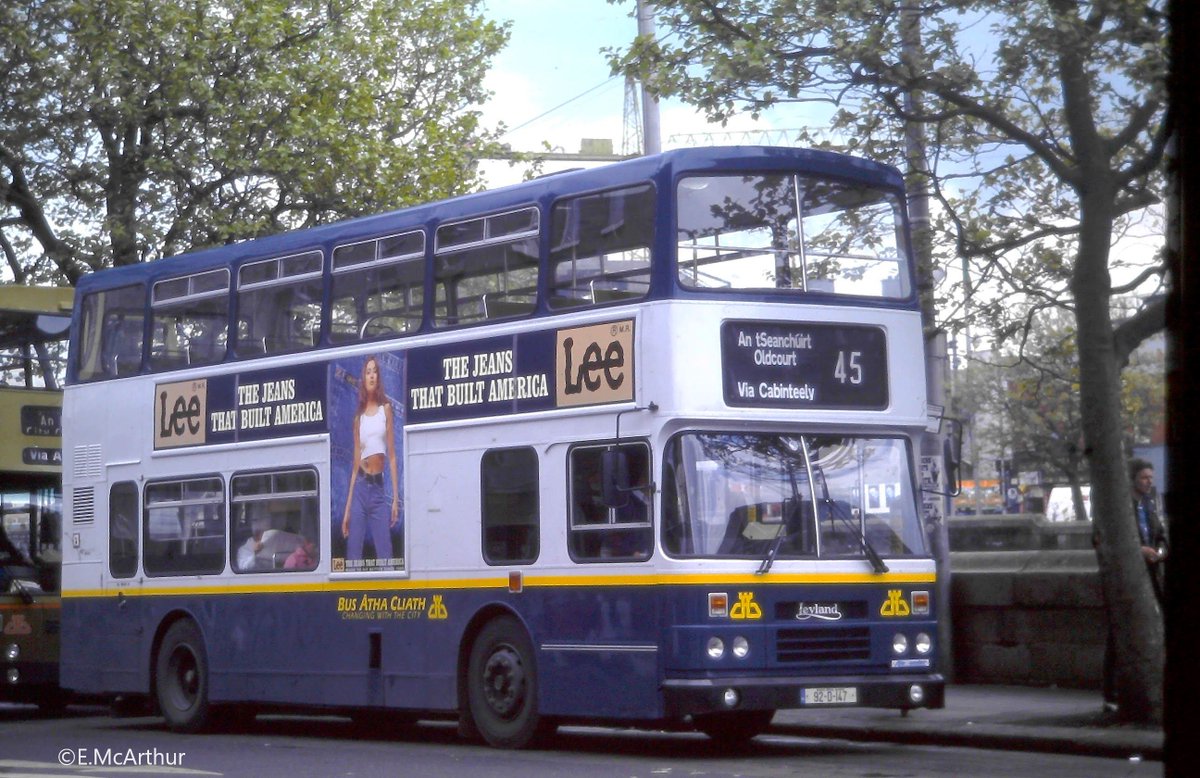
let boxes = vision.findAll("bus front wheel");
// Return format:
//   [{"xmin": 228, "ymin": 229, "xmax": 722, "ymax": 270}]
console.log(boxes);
[
  {"xmin": 155, "ymin": 620, "xmax": 211, "ymax": 733},
  {"xmin": 694, "ymin": 709, "xmax": 775, "ymax": 746},
  {"xmin": 467, "ymin": 616, "xmax": 543, "ymax": 748}
]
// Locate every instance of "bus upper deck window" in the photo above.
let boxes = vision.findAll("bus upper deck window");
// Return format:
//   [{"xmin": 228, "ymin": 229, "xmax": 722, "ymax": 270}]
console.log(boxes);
[
  {"xmin": 150, "ymin": 269, "xmax": 230, "ymax": 370},
  {"xmin": 77, "ymin": 284, "xmax": 146, "ymax": 381},
  {"xmin": 550, "ymin": 184, "xmax": 654, "ymax": 309},
  {"xmin": 236, "ymin": 250, "xmax": 324, "ymax": 356},
  {"xmin": 676, "ymin": 175, "xmax": 909, "ymax": 299},
  {"xmin": 433, "ymin": 208, "xmax": 539, "ymax": 327},
  {"xmin": 330, "ymin": 231, "xmax": 426, "ymax": 342}
]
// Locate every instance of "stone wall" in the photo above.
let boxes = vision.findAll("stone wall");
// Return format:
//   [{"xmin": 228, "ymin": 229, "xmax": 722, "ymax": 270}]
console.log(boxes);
[{"xmin": 948, "ymin": 515, "xmax": 1106, "ymax": 688}]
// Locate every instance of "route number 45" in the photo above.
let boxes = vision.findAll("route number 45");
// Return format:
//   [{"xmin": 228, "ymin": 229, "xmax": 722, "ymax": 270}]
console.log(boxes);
[{"xmin": 834, "ymin": 350, "xmax": 863, "ymax": 385}]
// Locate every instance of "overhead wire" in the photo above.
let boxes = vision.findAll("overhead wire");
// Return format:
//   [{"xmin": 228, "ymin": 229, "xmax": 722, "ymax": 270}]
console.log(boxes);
[
  {"xmin": 497, "ymin": 23, "xmax": 677, "ymax": 140},
  {"xmin": 498, "ymin": 77, "xmax": 621, "ymax": 139}
]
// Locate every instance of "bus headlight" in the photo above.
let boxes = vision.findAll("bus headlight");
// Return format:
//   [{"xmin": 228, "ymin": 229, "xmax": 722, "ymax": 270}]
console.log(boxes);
[
  {"xmin": 892, "ymin": 633, "xmax": 908, "ymax": 655},
  {"xmin": 4, "ymin": 643, "xmax": 18, "ymax": 662},
  {"xmin": 915, "ymin": 632, "xmax": 932, "ymax": 654},
  {"xmin": 732, "ymin": 636, "xmax": 750, "ymax": 659},
  {"xmin": 706, "ymin": 637, "xmax": 725, "ymax": 660},
  {"xmin": 6, "ymin": 668, "xmax": 18, "ymax": 685}
]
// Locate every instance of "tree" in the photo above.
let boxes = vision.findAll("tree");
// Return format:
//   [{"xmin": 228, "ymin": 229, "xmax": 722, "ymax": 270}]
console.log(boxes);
[
  {"xmin": 953, "ymin": 304, "xmax": 1164, "ymax": 520},
  {"xmin": 958, "ymin": 312, "xmax": 1090, "ymax": 514},
  {"xmin": 611, "ymin": 1, "xmax": 1168, "ymax": 722},
  {"xmin": 1, "ymin": 0, "xmax": 509, "ymax": 285}
]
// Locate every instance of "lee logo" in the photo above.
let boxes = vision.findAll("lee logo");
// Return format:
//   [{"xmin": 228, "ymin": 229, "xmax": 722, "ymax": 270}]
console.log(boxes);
[
  {"xmin": 555, "ymin": 320, "xmax": 634, "ymax": 407},
  {"xmin": 154, "ymin": 379, "xmax": 208, "ymax": 449},
  {"xmin": 730, "ymin": 591, "xmax": 763, "ymax": 620},
  {"xmin": 880, "ymin": 590, "xmax": 911, "ymax": 617}
]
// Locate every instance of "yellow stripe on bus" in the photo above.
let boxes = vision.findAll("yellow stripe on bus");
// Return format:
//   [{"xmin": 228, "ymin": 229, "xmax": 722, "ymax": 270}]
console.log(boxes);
[{"xmin": 60, "ymin": 571, "xmax": 935, "ymax": 599}]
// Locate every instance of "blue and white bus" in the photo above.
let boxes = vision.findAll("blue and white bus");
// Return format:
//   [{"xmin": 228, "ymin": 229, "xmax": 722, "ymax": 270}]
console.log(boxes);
[{"xmin": 60, "ymin": 146, "xmax": 942, "ymax": 747}]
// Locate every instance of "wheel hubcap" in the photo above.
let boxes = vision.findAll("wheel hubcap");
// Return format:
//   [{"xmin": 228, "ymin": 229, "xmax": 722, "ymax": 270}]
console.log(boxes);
[
  {"xmin": 167, "ymin": 647, "xmax": 199, "ymax": 709},
  {"xmin": 481, "ymin": 645, "xmax": 525, "ymax": 719}
]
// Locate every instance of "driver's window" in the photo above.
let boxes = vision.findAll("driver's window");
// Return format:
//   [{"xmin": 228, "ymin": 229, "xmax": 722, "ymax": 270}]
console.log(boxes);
[{"xmin": 568, "ymin": 443, "xmax": 652, "ymax": 562}]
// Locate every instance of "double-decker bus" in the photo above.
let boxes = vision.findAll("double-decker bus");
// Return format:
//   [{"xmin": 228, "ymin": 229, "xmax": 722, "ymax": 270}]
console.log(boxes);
[
  {"xmin": 1, "ymin": 285, "xmax": 71, "ymax": 710},
  {"xmin": 60, "ymin": 146, "xmax": 942, "ymax": 747}
]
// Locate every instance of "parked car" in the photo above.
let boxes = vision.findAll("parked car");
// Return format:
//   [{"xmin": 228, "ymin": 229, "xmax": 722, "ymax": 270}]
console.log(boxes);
[{"xmin": 1045, "ymin": 485, "xmax": 1091, "ymax": 522}]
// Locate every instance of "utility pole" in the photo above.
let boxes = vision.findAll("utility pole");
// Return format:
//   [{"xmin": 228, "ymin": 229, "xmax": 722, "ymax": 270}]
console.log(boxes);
[
  {"xmin": 622, "ymin": 76, "xmax": 643, "ymax": 157},
  {"xmin": 901, "ymin": 2, "xmax": 953, "ymax": 682},
  {"xmin": 636, "ymin": 0, "xmax": 661, "ymax": 155}
]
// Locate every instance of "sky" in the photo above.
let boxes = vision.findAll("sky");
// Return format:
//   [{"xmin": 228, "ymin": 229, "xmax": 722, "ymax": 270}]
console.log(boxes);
[{"xmin": 477, "ymin": 0, "xmax": 819, "ymax": 186}]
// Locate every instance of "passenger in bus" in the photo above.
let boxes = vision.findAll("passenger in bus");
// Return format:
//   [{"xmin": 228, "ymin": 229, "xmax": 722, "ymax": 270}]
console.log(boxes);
[
  {"xmin": 341, "ymin": 355, "xmax": 400, "ymax": 561},
  {"xmin": 237, "ymin": 517, "xmax": 269, "ymax": 570},
  {"xmin": 237, "ymin": 517, "xmax": 304, "ymax": 571},
  {"xmin": 283, "ymin": 537, "xmax": 318, "ymax": 570}
]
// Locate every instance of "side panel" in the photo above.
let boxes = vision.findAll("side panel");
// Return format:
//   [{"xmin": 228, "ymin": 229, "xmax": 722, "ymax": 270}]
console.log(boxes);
[
  {"xmin": 59, "ymin": 572, "xmax": 941, "ymax": 721},
  {"xmin": 533, "ymin": 584, "xmax": 663, "ymax": 719}
]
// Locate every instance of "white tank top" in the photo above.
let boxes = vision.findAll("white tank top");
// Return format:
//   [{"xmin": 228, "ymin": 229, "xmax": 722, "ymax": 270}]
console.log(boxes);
[{"xmin": 359, "ymin": 408, "xmax": 387, "ymax": 458}]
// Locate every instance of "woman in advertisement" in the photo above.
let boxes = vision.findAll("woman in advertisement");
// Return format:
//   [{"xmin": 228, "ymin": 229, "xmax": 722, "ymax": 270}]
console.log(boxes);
[{"xmin": 341, "ymin": 355, "xmax": 400, "ymax": 562}]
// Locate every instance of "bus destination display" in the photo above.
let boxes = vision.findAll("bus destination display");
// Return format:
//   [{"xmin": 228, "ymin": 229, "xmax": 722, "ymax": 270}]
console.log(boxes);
[{"xmin": 722, "ymin": 320, "xmax": 888, "ymax": 410}]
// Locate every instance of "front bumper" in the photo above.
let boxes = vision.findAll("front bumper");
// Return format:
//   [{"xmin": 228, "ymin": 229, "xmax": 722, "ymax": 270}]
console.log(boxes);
[{"xmin": 663, "ymin": 673, "xmax": 945, "ymax": 717}]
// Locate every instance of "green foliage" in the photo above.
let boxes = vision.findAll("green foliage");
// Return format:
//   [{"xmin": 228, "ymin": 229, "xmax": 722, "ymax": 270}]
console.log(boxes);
[
  {"xmin": 1, "ymin": 0, "xmax": 509, "ymax": 282},
  {"xmin": 608, "ymin": 0, "xmax": 1167, "ymax": 336}
]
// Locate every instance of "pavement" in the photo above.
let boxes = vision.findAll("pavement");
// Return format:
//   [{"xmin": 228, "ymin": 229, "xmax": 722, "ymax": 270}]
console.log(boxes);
[{"xmin": 770, "ymin": 683, "xmax": 1163, "ymax": 761}]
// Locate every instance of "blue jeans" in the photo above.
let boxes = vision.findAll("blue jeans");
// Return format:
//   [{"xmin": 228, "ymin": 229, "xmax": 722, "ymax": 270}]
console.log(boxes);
[{"xmin": 347, "ymin": 474, "xmax": 392, "ymax": 560}]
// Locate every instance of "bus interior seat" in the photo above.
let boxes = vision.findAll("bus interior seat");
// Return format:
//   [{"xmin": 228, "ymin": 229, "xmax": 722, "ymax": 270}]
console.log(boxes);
[
  {"xmin": 151, "ymin": 348, "xmax": 190, "ymax": 370},
  {"xmin": 481, "ymin": 294, "xmax": 534, "ymax": 319},
  {"xmin": 549, "ymin": 293, "xmax": 590, "ymax": 309},
  {"xmin": 105, "ymin": 318, "xmax": 144, "ymax": 376},
  {"xmin": 718, "ymin": 505, "xmax": 766, "ymax": 555},
  {"xmin": 718, "ymin": 500, "xmax": 827, "ymax": 556},
  {"xmin": 187, "ymin": 340, "xmax": 225, "ymax": 365},
  {"xmin": 238, "ymin": 337, "xmax": 267, "ymax": 357},
  {"xmin": 590, "ymin": 282, "xmax": 645, "ymax": 303}
]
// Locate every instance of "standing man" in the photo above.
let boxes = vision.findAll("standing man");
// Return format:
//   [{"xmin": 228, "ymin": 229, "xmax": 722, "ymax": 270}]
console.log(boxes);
[
  {"xmin": 1130, "ymin": 458, "xmax": 1168, "ymax": 603},
  {"xmin": 1100, "ymin": 458, "xmax": 1168, "ymax": 712}
]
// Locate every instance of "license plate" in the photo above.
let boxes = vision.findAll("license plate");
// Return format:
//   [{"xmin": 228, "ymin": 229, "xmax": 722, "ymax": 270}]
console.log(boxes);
[{"xmin": 801, "ymin": 686, "xmax": 858, "ymax": 705}]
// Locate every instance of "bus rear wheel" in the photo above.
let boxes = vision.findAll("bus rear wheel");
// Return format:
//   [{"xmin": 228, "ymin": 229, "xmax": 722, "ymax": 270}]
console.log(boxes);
[
  {"xmin": 694, "ymin": 709, "xmax": 775, "ymax": 746},
  {"xmin": 467, "ymin": 616, "xmax": 542, "ymax": 749},
  {"xmin": 155, "ymin": 620, "xmax": 211, "ymax": 733}
]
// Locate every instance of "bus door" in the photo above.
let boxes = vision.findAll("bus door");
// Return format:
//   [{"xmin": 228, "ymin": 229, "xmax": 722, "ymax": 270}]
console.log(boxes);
[{"xmin": 100, "ymin": 475, "xmax": 145, "ymax": 690}]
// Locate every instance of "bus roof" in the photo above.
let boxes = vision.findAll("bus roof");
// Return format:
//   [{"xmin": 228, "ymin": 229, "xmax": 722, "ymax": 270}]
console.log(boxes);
[
  {"xmin": 72, "ymin": 146, "xmax": 907, "ymax": 295},
  {"xmin": 0, "ymin": 286, "xmax": 73, "ymax": 351},
  {"xmin": 0, "ymin": 285, "xmax": 74, "ymax": 316}
]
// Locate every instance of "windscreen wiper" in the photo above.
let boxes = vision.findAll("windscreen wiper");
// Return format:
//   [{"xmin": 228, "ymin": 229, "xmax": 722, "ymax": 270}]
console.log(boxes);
[
  {"xmin": 822, "ymin": 499, "xmax": 889, "ymax": 573},
  {"xmin": 757, "ymin": 458, "xmax": 806, "ymax": 576},
  {"xmin": 753, "ymin": 444, "xmax": 811, "ymax": 576},
  {"xmin": 816, "ymin": 471, "xmax": 889, "ymax": 574},
  {"xmin": 4, "ymin": 572, "xmax": 35, "ymax": 605}
]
